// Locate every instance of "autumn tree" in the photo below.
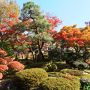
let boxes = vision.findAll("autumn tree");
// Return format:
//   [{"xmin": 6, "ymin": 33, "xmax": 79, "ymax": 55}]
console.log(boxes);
[
  {"xmin": 81, "ymin": 26, "xmax": 90, "ymax": 60},
  {"xmin": 0, "ymin": 0, "xmax": 19, "ymax": 21},
  {"xmin": 81, "ymin": 26, "xmax": 90, "ymax": 46},
  {"xmin": 53, "ymin": 25, "xmax": 86, "ymax": 62},
  {"xmin": 0, "ymin": 0, "xmax": 20, "ymax": 55}
]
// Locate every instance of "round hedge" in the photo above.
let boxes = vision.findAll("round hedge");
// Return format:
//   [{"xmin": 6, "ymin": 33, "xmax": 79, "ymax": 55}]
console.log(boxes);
[
  {"xmin": 40, "ymin": 77, "xmax": 80, "ymax": 90},
  {"xmin": 15, "ymin": 68, "xmax": 48, "ymax": 90}
]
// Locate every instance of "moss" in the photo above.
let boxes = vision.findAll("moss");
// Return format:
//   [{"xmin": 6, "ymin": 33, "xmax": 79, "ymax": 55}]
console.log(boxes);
[
  {"xmin": 40, "ymin": 77, "xmax": 80, "ymax": 90},
  {"xmin": 15, "ymin": 68, "xmax": 48, "ymax": 90}
]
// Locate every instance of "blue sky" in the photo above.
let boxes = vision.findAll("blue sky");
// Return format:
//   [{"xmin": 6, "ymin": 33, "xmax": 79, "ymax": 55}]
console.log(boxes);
[{"xmin": 16, "ymin": 0, "xmax": 90, "ymax": 29}]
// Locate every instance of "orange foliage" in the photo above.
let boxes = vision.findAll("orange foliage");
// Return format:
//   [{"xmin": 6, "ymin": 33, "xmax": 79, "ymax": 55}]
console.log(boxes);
[
  {"xmin": 0, "ymin": 12, "xmax": 20, "ymax": 37},
  {"xmin": 0, "ymin": 73, "xmax": 3, "ymax": 79},
  {"xmin": 81, "ymin": 26, "xmax": 90, "ymax": 46},
  {"xmin": 0, "ymin": 48, "xmax": 25, "ymax": 79},
  {"xmin": 53, "ymin": 25, "xmax": 85, "ymax": 47}
]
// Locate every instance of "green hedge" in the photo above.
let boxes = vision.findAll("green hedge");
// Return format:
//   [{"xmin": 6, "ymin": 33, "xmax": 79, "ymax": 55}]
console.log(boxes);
[
  {"xmin": 15, "ymin": 68, "xmax": 48, "ymax": 90},
  {"xmin": 40, "ymin": 77, "xmax": 80, "ymax": 90}
]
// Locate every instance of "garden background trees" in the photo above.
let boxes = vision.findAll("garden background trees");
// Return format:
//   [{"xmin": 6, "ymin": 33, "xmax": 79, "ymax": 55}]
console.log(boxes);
[{"xmin": 53, "ymin": 25, "xmax": 90, "ymax": 64}]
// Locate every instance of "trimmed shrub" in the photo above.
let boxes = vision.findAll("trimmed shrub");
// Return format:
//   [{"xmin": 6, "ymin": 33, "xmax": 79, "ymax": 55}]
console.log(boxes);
[
  {"xmin": 40, "ymin": 77, "xmax": 80, "ymax": 90},
  {"xmin": 0, "ymin": 49, "xmax": 25, "ymax": 79},
  {"xmin": 8, "ymin": 61, "xmax": 25, "ymax": 71},
  {"xmin": 0, "ymin": 65, "xmax": 8, "ymax": 72},
  {"xmin": 15, "ymin": 68, "xmax": 48, "ymax": 90},
  {"xmin": 60, "ymin": 69, "xmax": 83, "ymax": 76}
]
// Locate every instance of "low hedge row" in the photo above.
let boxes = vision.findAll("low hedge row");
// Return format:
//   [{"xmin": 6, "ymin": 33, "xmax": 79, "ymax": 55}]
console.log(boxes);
[{"xmin": 13, "ymin": 68, "xmax": 81, "ymax": 90}]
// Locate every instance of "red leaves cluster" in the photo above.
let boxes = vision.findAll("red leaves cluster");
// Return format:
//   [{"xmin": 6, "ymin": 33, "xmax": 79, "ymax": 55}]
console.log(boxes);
[
  {"xmin": 8, "ymin": 61, "xmax": 24, "ymax": 71},
  {"xmin": 46, "ymin": 16, "xmax": 61, "ymax": 28},
  {"xmin": 0, "ymin": 65, "xmax": 8, "ymax": 72},
  {"xmin": 0, "ymin": 12, "xmax": 20, "ymax": 41},
  {"xmin": 46, "ymin": 16, "xmax": 61, "ymax": 34},
  {"xmin": 11, "ymin": 34, "xmax": 32, "ymax": 46},
  {"xmin": 0, "ymin": 48, "xmax": 7, "ymax": 56},
  {"xmin": 0, "ymin": 73, "xmax": 3, "ymax": 79},
  {"xmin": 9, "ymin": 12, "xmax": 17, "ymax": 18},
  {"xmin": 0, "ymin": 58, "xmax": 7, "ymax": 64},
  {"xmin": 53, "ymin": 26, "xmax": 85, "ymax": 47},
  {"xmin": 0, "ymin": 48, "xmax": 25, "ymax": 79}
]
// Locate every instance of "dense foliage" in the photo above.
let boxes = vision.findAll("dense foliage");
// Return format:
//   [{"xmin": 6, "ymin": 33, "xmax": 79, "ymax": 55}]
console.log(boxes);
[
  {"xmin": 0, "ymin": 48, "xmax": 24, "ymax": 79},
  {"xmin": 15, "ymin": 68, "xmax": 48, "ymax": 90},
  {"xmin": 40, "ymin": 77, "xmax": 80, "ymax": 90},
  {"xmin": 0, "ymin": 1, "xmax": 90, "ymax": 90}
]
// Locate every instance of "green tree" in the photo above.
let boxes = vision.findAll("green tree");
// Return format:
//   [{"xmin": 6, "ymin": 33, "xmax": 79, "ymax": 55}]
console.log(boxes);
[{"xmin": 20, "ymin": 1, "xmax": 53, "ymax": 61}]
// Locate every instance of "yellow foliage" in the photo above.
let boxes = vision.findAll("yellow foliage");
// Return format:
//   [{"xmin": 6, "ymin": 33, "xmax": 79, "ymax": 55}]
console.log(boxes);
[{"xmin": 0, "ymin": 0, "xmax": 19, "ymax": 21}]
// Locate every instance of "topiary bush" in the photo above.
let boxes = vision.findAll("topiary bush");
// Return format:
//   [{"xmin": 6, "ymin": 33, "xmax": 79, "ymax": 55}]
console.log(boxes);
[
  {"xmin": 14, "ymin": 68, "xmax": 48, "ymax": 90},
  {"xmin": 40, "ymin": 77, "xmax": 80, "ymax": 90},
  {"xmin": 0, "ymin": 48, "xmax": 25, "ymax": 79}
]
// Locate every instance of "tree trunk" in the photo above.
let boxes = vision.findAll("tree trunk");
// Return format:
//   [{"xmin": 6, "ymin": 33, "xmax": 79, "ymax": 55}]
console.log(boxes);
[{"xmin": 36, "ymin": 41, "xmax": 44, "ymax": 62}]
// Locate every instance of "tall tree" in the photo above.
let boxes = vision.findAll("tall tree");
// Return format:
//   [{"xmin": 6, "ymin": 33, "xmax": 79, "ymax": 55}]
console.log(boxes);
[
  {"xmin": 53, "ymin": 25, "xmax": 85, "ymax": 61},
  {"xmin": 20, "ymin": 1, "xmax": 60, "ymax": 61}
]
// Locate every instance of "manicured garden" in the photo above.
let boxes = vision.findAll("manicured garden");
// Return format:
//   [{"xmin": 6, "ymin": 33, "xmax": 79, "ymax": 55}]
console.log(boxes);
[{"xmin": 0, "ymin": 0, "xmax": 90, "ymax": 90}]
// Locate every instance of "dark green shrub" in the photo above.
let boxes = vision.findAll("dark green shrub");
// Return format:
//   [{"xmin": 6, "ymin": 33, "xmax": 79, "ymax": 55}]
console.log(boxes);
[
  {"xmin": 48, "ymin": 47, "xmax": 60, "ymax": 60},
  {"xmin": 60, "ymin": 69, "xmax": 83, "ymax": 76},
  {"xmin": 40, "ymin": 77, "xmax": 80, "ymax": 90},
  {"xmin": 44, "ymin": 61, "xmax": 57, "ymax": 72},
  {"xmin": 55, "ymin": 61, "xmax": 71, "ymax": 70},
  {"xmin": 64, "ymin": 52, "xmax": 77, "ymax": 64},
  {"xmin": 15, "ymin": 68, "xmax": 48, "ymax": 90},
  {"xmin": 73, "ymin": 61, "xmax": 89, "ymax": 70},
  {"xmin": 25, "ymin": 61, "xmax": 47, "ymax": 68}
]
